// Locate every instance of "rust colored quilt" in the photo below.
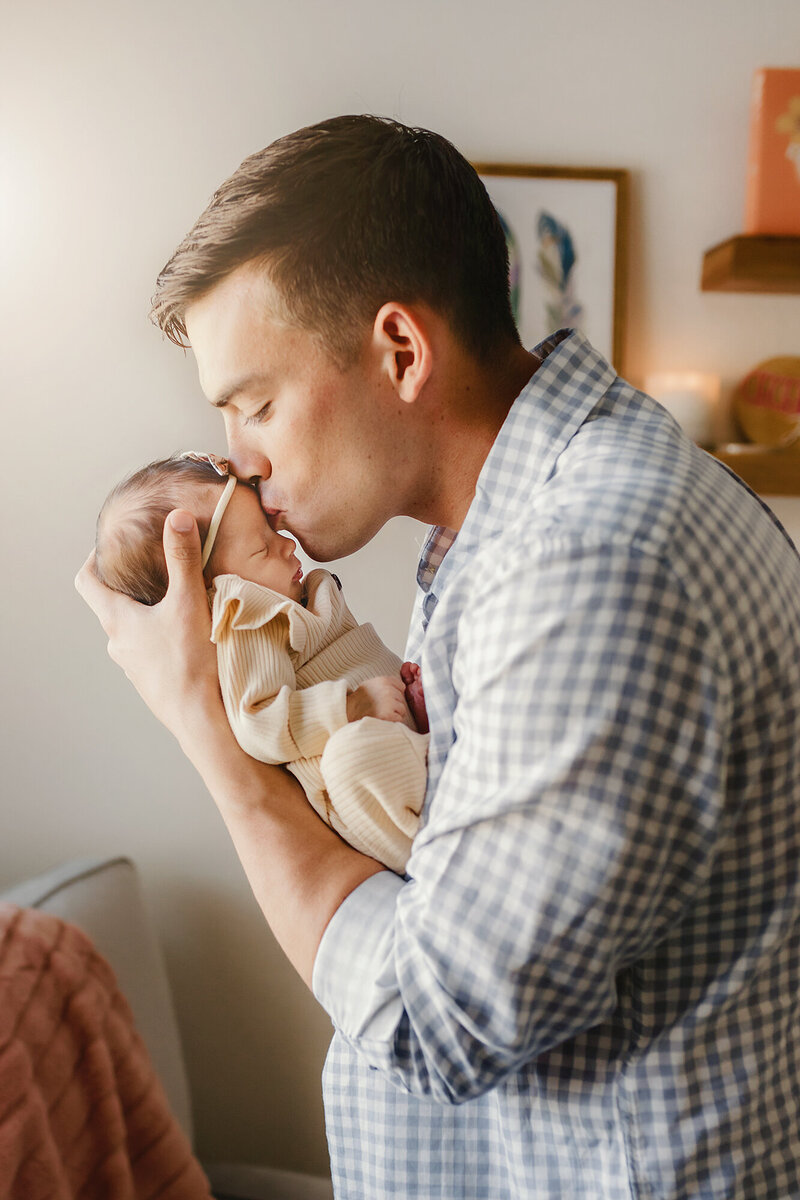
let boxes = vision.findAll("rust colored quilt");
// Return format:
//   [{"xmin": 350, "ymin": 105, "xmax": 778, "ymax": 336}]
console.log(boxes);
[{"xmin": 0, "ymin": 902, "xmax": 212, "ymax": 1199}]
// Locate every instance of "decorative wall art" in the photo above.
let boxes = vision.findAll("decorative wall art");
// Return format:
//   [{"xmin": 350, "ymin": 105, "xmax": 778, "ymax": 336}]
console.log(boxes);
[{"xmin": 475, "ymin": 164, "xmax": 629, "ymax": 370}]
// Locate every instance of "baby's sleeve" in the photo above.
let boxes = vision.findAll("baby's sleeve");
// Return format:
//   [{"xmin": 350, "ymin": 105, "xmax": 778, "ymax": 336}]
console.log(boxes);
[{"xmin": 216, "ymin": 614, "xmax": 349, "ymax": 763}]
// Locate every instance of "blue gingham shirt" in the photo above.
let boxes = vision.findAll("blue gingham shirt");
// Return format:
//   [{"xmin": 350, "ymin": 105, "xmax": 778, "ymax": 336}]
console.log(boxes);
[{"xmin": 313, "ymin": 330, "xmax": 800, "ymax": 1198}]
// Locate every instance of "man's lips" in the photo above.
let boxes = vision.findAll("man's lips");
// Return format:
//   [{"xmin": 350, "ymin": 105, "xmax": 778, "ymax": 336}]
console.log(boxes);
[
  {"xmin": 260, "ymin": 501, "xmax": 284, "ymax": 529},
  {"xmin": 257, "ymin": 483, "xmax": 279, "ymax": 510}
]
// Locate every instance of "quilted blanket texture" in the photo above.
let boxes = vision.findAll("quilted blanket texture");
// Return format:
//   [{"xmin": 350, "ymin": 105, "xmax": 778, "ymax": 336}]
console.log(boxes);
[{"xmin": 0, "ymin": 902, "xmax": 212, "ymax": 1199}]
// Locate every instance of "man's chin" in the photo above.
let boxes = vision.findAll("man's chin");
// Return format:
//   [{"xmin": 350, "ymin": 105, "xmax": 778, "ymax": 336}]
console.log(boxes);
[
  {"xmin": 295, "ymin": 542, "xmax": 335, "ymax": 565},
  {"xmin": 302, "ymin": 533, "xmax": 379, "ymax": 564},
  {"xmin": 274, "ymin": 525, "xmax": 328, "ymax": 563},
  {"xmin": 265, "ymin": 508, "xmax": 383, "ymax": 562}
]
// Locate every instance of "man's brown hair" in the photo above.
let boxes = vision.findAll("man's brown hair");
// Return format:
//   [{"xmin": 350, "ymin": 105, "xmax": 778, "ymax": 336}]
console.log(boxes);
[{"xmin": 149, "ymin": 115, "xmax": 520, "ymax": 366}]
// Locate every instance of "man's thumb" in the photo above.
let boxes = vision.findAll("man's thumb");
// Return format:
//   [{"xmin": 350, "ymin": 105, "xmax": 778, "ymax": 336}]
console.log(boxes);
[{"xmin": 163, "ymin": 509, "xmax": 203, "ymax": 579}]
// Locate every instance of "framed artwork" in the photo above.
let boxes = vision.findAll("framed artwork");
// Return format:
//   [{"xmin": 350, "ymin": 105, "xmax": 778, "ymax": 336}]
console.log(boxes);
[{"xmin": 474, "ymin": 164, "xmax": 629, "ymax": 370}]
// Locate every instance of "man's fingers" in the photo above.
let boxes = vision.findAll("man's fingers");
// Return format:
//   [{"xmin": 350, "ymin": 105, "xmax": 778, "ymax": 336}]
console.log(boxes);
[
  {"xmin": 74, "ymin": 549, "xmax": 97, "ymax": 599},
  {"xmin": 75, "ymin": 548, "xmax": 134, "ymax": 632},
  {"xmin": 162, "ymin": 510, "xmax": 206, "ymax": 595}
]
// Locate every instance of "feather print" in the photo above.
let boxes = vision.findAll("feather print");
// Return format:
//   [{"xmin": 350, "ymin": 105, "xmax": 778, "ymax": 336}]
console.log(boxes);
[{"xmin": 536, "ymin": 211, "xmax": 584, "ymax": 332}]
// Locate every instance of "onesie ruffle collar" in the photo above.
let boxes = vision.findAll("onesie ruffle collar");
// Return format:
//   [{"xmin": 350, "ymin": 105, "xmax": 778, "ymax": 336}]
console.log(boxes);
[{"xmin": 209, "ymin": 568, "xmax": 350, "ymax": 660}]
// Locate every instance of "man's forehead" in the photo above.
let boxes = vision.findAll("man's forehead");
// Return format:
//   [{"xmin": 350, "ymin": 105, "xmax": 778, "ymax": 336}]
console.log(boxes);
[
  {"xmin": 185, "ymin": 265, "xmax": 285, "ymax": 403},
  {"xmin": 187, "ymin": 260, "xmax": 282, "ymax": 334}
]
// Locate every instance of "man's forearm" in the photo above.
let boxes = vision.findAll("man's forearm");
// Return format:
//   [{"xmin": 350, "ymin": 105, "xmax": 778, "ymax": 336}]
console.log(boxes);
[{"xmin": 179, "ymin": 697, "xmax": 386, "ymax": 987}]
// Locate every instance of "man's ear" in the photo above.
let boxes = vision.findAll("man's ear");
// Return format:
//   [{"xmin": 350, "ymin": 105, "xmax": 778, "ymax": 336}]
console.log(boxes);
[{"xmin": 371, "ymin": 302, "xmax": 432, "ymax": 403}]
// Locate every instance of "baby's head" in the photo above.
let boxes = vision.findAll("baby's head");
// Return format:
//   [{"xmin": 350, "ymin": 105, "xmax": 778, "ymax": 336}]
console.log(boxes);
[{"xmin": 96, "ymin": 454, "xmax": 304, "ymax": 604}]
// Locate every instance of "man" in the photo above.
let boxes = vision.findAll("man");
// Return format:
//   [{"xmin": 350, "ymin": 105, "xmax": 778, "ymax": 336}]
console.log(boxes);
[{"xmin": 77, "ymin": 116, "xmax": 800, "ymax": 1198}]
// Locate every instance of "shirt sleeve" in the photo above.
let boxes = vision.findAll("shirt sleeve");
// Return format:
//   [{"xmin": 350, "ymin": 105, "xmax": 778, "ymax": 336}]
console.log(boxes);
[
  {"xmin": 312, "ymin": 534, "xmax": 730, "ymax": 1104},
  {"xmin": 216, "ymin": 616, "xmax": 349, "ymax": 763}
]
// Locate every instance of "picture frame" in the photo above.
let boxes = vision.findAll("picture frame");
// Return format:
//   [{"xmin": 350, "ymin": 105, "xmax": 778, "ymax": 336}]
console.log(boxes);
[{"xmin": 473, "ymin": 164, "xmax": 629, "ymax": 371}]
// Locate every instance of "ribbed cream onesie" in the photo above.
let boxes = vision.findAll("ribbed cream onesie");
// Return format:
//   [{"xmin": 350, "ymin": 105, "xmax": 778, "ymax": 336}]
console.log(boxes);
[{"xmin": 209, "ymin": 569, "xmax": 428, "ymax": 874}]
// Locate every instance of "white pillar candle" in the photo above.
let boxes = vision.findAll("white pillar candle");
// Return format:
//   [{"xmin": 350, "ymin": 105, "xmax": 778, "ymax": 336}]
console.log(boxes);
[{"xmin": 644, "ymin": 372, "xmax": 721, "ymax": 447}]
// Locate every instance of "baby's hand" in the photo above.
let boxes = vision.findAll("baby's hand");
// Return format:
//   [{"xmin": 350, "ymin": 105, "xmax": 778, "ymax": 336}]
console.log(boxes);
[
  {"xmin": 347, "ymin": 676, "xmax": 415, "ymax": 728},
  {"xmin": 401, "ymin": 661, "xmax": 429, "ymax": 733}
]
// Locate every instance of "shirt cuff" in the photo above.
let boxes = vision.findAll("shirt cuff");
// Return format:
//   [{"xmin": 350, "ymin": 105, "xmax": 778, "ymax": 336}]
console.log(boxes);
[{"xmin": 312, "ymin": 870, "xmax": 405, "ymax": 1040}]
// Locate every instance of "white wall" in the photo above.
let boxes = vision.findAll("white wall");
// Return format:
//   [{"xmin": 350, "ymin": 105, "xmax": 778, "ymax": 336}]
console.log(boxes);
[{"xmin": 3, "ymin": 0, "xmax": 799, "ymax": 1176}]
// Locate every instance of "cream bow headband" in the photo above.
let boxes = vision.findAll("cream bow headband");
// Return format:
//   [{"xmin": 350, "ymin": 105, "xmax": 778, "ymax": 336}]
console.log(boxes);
[{"xmin": 179, "ymin": 451, "xmax": 238, "ymax": 569}]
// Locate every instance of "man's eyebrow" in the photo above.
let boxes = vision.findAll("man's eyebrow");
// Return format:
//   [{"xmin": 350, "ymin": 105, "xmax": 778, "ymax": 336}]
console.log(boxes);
[{"xmin": 211, "ymin": 373, "xmax": 269, "ymax": 409}]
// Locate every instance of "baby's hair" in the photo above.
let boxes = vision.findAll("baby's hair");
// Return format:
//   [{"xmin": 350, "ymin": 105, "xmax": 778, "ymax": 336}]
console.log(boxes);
[{"xmin": 95, "ymin": 454, "xmax": 228, "ymax": 605}]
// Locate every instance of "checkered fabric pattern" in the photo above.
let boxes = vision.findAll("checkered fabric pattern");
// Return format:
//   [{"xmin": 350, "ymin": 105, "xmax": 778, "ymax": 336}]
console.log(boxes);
[{"xmin": 313, "ymin": 330, "xmax": 800, "ymax": 1198}]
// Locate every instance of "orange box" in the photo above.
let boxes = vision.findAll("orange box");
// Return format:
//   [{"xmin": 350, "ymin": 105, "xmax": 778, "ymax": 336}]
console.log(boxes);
[{"xmin": 744, "ymin": 67, "xmax": 800, "ymax": 235}]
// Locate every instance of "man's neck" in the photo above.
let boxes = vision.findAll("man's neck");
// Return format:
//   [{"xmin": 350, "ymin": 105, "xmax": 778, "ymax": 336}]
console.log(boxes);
[{"xmin": 413, "ymin": 343, "xmax": 541, "ymax": 532}]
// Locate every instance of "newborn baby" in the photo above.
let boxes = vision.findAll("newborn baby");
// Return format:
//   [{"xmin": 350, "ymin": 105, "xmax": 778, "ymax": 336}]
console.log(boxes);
[{"xmin": 95, "ymin": 452, "xmax": 428, "ymax": 873}]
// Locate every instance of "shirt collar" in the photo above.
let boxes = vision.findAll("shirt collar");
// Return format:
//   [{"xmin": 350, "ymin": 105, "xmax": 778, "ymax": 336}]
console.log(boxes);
[{"xmin": 416, "ymin": 329, "xmax": 616, "ymax": 594}]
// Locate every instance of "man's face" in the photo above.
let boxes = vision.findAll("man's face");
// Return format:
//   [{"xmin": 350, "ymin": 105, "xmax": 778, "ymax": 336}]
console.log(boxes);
[{"xmin": 184, "ymin": 262, "xmax": 397, "ymax": 562}]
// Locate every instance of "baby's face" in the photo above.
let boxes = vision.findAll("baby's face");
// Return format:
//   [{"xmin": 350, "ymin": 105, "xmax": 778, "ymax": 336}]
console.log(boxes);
[{"xmin": 206, "ymin": 482, "xmax": 304, "ymax": 601}]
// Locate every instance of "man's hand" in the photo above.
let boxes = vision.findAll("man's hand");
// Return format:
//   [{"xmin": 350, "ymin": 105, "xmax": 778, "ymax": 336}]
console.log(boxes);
[
  {"xmin": 74, "ymin": 510, "xmax": 222, "ymax": 748},
  {"xmin": 347, "ymin": 675, "xmax": 416, "ymax": 729}
]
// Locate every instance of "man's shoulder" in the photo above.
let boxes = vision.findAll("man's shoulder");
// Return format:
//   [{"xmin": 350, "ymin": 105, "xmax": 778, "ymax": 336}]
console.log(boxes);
[
  {"xmin": 463, "ymin": 404, "xmax": 799, "ymax": 646},
  {"xmin": 516, "ymin": 389, "xmax": 758, "ymax": 565}
]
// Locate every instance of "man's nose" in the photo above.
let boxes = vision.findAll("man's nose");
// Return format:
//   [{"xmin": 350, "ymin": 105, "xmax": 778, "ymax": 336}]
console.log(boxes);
[{"xmin": 226, "ymin": 429, "xmax": 271, "ymax": 486}]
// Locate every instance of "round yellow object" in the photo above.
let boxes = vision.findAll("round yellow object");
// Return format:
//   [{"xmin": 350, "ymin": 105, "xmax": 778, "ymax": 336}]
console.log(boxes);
[{"xmin": 733, "ymin": 356, "xmax": 800, "ymax": 447}]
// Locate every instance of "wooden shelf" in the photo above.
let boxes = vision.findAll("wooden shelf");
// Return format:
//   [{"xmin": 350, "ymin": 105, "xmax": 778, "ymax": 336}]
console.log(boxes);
[
  {"xmin": 701, "ymin": 235, "xmax": 800, "ymax": 293},
  {"xmin": 698, "ymin": 233, "xmax": 800, "ymax": 491},
  {"xmin": 712, "ymin": 443, "xmax": 800, "ymax": 495}
]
